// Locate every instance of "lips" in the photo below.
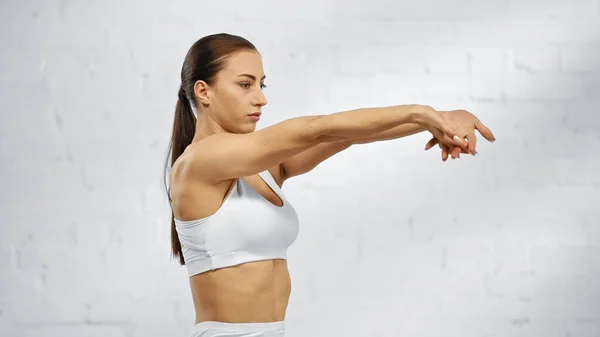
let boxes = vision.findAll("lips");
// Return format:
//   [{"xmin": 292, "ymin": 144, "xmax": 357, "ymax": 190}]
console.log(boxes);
[{"xmin": 248, "ymin": 112, "xmax": 261, "ymax": 122}]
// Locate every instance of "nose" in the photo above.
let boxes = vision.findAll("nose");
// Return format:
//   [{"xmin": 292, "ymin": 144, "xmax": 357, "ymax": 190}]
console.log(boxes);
[{"xmin": 253, "ymin": 89, "xmax": 267, "ymax": 107}]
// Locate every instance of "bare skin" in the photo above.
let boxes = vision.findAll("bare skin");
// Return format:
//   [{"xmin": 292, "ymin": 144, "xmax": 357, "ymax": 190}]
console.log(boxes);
[
  {"xmin": 171, "ymin": 148, "xmax": 293, "ymax": 323},
  {"xmin": 169, "ymin": 50, "xmax": 300, "ymax": 324},
  {"xmin": 168, "ymin": 49, "xmax": 495, "ymax": 325}
]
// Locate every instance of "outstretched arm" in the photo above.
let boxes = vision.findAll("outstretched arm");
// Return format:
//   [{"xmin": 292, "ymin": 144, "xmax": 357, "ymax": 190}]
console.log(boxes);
[
  {"xmin": 340, "ymin": 123, "xmax": 425, "ymax": 146},
  {"xmin": 279, "ymin": 109, "xmax": 495, "ymax": 183},
  {"xmin": 280, "ymin": 123, "xmax": 427, "ymax": 183}
]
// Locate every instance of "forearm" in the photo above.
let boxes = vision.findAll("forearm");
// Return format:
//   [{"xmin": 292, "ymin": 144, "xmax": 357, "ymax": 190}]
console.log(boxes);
[
  {"xmin": 312, "ymin": 104, "xmax": 429, "ymax": 144},
  {"xmin": 343, "ymin": 123, "xmax": 426, "ymax": 146}
]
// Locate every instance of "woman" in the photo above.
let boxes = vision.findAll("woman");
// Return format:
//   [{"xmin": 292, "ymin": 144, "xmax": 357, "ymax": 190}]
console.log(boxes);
[{"xmin": 165, "ymin": 33, "xmax": 495, "ymax": 337}]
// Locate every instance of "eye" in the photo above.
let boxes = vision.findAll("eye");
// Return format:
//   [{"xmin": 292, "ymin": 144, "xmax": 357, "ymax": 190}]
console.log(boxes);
[{"xmin": 239, "ymin": 82, "xmax": 267, "ymax": 89}]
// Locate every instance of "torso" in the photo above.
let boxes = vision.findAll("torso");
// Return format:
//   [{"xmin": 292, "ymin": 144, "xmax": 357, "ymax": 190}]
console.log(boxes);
[
  {"xmin": 188, "ymin": 258, "xmax": 292, "ymax": 323},
  {"xmin": 170, "ymin": 146, "xmax": 291, "ymax": 324}
]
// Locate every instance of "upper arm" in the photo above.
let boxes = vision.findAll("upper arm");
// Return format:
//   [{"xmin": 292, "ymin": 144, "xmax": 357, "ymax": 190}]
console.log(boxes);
[
  {"xmin": 187, "ymin": 116, "xmax": 322, "ymax": 183},
  {"xmin": 268, "ymin": 164, "xmax": 286, "ymax": 188},
  {"xmin": 280, "ymin": 141, "xmax": 350, "ymax": 184}
]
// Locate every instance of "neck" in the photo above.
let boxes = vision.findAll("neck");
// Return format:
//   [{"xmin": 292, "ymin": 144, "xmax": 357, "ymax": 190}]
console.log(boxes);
[{"xmin": 191, "ymin": 114, "xmax": 229, "ymax": 143}]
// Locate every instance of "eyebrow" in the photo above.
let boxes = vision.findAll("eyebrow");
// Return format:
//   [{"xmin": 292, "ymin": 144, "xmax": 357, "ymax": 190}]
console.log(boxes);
[{"xmin": 238, "ymin": 74, "xmax": 266, "ymax": 81}]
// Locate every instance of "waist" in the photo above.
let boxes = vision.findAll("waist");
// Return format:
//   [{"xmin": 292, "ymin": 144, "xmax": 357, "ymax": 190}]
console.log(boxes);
[
  {"xmin": 191, "ymin": 319, "xmax": 285, "ymax": 336},
  {"xmin": 190, "ymin": 259, "xmax": 292, "ymax": 323}
]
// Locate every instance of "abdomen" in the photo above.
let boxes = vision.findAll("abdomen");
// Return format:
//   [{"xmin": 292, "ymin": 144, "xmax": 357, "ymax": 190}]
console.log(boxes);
[{"xmin": 189, "ymin": 258, "xmax": 292, "ymax": 324}]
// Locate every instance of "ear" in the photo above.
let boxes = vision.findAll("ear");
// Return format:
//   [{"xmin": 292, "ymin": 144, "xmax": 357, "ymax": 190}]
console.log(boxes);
[{"xmin": 193, "ymin": 80, "xmax": 210, "ymax": 105}]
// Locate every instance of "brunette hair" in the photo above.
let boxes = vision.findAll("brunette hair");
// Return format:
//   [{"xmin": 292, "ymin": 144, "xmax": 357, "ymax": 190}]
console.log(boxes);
[{"xmin": 163, "ymin": 33, "xmax": 258, "ymax": 264}]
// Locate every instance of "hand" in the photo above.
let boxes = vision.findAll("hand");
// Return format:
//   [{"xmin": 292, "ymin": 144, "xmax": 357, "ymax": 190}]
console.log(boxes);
[
  {"xmin": 411, "ymin": 106, "xmax": 470, "ymax": 152},
  {"xmin": 424, "ymin": 109, "xmax": 495, "ymax": 161}
]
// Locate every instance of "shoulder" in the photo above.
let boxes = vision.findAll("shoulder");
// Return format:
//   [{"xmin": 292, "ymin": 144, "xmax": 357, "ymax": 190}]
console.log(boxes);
[
  {"xmin": 169, "ymin": 142, "xmax": 209, "ymax": 193},
  {"xmin": 171, "ymin": 136, "xmax": 285, "ymax": 189},
  {"xmin": 169, "ymin": 137, "xmax": 220, "ymax": 181}
]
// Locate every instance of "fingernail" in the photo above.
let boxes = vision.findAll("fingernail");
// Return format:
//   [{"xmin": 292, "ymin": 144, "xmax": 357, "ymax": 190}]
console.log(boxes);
[{"xmin": 453, "ymin": 135, "xmax": 461, "ymax": 143}]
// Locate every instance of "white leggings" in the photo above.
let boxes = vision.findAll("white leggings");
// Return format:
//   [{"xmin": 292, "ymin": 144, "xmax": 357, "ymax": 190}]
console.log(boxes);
[{"xmin": 189, "ymin": 320, "xmax": 285, "ymax": 337}]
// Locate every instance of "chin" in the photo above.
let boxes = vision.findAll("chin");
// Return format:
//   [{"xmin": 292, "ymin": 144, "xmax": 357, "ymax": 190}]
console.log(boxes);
[{"xmin": 237, "ymin": 125, "xmax": 256, "ymax": 134}]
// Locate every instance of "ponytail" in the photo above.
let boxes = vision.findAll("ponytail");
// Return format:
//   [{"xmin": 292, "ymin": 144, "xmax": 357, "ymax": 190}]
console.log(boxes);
[
  {"xmin": 164, "ymin": 86, "xmax": 197, "ymax": 265},
  {"xmin": 165, "ymin": 33, "xmax": 259, "ymax": 265}
]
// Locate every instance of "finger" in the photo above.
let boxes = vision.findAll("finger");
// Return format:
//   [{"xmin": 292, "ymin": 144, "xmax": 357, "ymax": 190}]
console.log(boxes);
[
  {"xmin": 474, "ymin": 119, "xmax": 496, "ymax": 143},
  {"xmin": 430, "ymin": 129, "xmax": 453, "ymax": 149},
  {"xmin": 439, "ymin": 121, "xmax": 468, "ymax": 149},
  {"xmin": 433, "ymin": 128, "xmax": 465, "ymax": 150},
  {"xmin": 465, "ymin": 132, "xmax": 477, "ymax": 155},
  {"xmin": 441, "ymin": 143, "xmax": 449, "ymax": 161},
  {"xmin": 434, "ymin": 127, "xmax": 469, "ymax": 155},
  {"xmin": 424, "ymin": 137, "xmax": 438, "ymax": 150},
  {"xmin": 451, "ymin": 146, "xmax": 461, "ymax": 159}
]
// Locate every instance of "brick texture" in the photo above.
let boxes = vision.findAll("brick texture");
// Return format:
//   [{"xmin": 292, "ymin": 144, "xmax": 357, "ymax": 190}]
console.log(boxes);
[{"xmin": 1, "ymin": 1, "xmax": 599, "ymax": 336}]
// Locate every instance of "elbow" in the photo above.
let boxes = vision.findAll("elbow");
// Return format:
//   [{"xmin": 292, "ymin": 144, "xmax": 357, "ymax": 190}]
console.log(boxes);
[{"xmin": 302, "ymin": 115, "xmax": 328, "ymax": 145}]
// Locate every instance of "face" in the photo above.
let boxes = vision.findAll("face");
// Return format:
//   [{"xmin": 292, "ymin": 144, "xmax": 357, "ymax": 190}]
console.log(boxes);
[{"xmin": 194, "ymin": 50, "xmax": 268, "ymax": 134}]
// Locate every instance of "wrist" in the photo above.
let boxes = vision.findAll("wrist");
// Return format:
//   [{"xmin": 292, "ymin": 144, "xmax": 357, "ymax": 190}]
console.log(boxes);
[{"xmin": 407, "ymin": 104, "xmax": 436, "ymax": 124}]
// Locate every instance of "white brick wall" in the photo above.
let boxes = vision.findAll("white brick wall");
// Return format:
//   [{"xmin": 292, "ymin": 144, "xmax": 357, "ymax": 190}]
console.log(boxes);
[{"xmin": 1, "ymin": 0, "xmax": 599, "ymax": 336}]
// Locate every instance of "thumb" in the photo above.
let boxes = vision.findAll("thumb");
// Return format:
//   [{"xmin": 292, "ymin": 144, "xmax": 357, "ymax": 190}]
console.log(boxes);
[{"xmin": 441, "ymin": 125, "xmax": 467, "ymax": 150}]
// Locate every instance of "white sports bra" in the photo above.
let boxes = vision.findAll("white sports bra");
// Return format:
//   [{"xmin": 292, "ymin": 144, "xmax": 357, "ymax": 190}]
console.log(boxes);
[{"xmin": 174, "ymin": 170, "xmax": 300, "ymax": 277}]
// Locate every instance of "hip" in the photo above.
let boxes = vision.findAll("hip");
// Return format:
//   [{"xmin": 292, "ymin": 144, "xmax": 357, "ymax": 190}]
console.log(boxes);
[{"xmin": 189, "ymin": 319, "xmax": 285, "ymax": 337}]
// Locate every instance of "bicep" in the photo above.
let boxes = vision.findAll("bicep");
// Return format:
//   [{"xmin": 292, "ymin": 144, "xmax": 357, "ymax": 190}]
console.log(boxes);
[{"xmin": 190, "ymin": 117, "xmax": 322, "ymax": 183}]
